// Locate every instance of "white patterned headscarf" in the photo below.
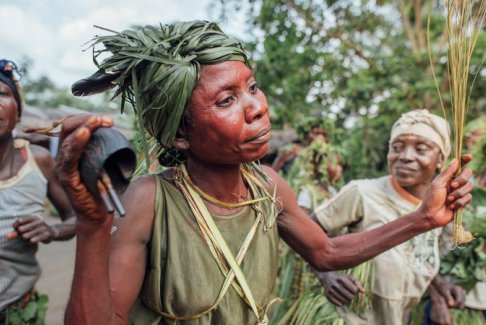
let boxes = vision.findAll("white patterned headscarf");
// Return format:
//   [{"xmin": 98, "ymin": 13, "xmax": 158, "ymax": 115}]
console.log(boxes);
[{"xmin": 390, "ymin": 109, "xmax": 451, "ymax": 159}]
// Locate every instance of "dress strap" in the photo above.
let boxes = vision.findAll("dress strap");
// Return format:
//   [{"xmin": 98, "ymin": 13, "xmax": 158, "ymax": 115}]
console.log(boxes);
[{"xmin": 151, "ymin": 164, "xmax": 270, "ymax": 324}]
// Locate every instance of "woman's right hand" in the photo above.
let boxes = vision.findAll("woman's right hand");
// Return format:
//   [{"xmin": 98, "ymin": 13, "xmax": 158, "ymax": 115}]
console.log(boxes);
[
  {"xmin": 318, "ymin": 272, "xmax": 364, "ymax": 306},
  {"xmin": 420, "ymin": 155, "xmax": 474, "ymax": 228},
  {"xmin": 430, "ymin": 284, "xmax": 453, "ymax": 325},
  {"xmin": 56, "ymin": 114, "xmax": 114, "ymax": 224}
]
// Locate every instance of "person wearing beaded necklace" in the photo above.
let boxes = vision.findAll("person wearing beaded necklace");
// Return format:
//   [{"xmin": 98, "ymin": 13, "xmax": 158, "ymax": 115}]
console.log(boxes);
[{"xmin": 57, "ymin": 21, "xmax": 474, "ymax": 325}]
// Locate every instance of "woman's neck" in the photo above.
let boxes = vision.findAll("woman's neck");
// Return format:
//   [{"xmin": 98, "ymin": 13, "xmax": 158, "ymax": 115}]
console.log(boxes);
[
  {"xmin": 0, "ymin": 135, "xmax": 15, "ymax": 163},
  {"xmin": 402, "ymin": 183, "xmax": 429, "ymax": 201},
  {"xmin": 0, "ymin": 136, "xmax": 21, "ymax": 179},
  {"xmin": 184, "ymin": 159, "xmax": 246, "ymax": 204}
]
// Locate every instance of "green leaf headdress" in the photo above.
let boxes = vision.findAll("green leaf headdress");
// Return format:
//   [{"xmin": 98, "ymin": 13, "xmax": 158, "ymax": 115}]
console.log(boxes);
[
  {"xmin": 295, "ymin": 115, "xmax": 335, "ymax": 143},
  {"xmin": 72, "ymin": 20, "xmax": 251, "ymax": 164}
]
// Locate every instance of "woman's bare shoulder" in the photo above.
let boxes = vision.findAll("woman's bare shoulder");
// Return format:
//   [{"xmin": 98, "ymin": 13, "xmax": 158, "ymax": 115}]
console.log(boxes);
[
  {"xmin": 124, "ymin": 174, "xmax": 158, "ymax": 206},
  {"xmin": 260, "ymin": 164, "xmax": 285, "ymax": 190},
  {"xmin": 29, "ymin": 143, "xmax": 54, "ymax": 171},
  {"xmin": 113, "ymin": 174, "xmax": 159, "ymax": 244}
]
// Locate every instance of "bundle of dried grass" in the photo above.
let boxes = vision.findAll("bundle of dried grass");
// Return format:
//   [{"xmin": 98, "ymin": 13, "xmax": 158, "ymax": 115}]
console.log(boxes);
[{"xmin": 429, "ymin": 0, "xmax": 486, "ymax": 246}]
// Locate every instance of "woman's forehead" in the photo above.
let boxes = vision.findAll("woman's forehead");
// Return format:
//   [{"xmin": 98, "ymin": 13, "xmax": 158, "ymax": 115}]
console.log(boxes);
[
  {"xmin": 391, "ymin": 134, "xmax": 438, "ymax": 146},
  {"xmin": 197, "ymin": 61, "xmax": 253, "ymax": 88}
]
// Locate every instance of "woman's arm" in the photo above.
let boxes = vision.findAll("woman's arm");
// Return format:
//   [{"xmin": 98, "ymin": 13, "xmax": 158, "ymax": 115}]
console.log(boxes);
[
  {"xmin": 65, "ymin": 176, "xmax": 155, "ymax": 325},
  {"xmin": 11, "ymin": 145, "xmax": 76, "ymax": 243},
  {"xmin": 56, "ymin": 115, "xmax": 155, "ymax": 324},
  {"xmin": 32, "ymin": 144, "xmax": 76, "ymax": 240},
  {"xmin": 265, "ymin": 158, "xmax": 473, "ymax": 271}
]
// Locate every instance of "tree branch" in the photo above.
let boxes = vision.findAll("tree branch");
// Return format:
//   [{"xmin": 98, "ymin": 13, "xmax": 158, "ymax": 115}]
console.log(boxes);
[
  {"xmin": 398, "ymin": 0, "xmax": 419, "ymax": 52},
  {"xmin": 285, "ymin": 0, "xmax": 377, "ymax": 69},
  {"xmin": 415, "ymin": 0, "xmax": 427, "ymax": 50}
]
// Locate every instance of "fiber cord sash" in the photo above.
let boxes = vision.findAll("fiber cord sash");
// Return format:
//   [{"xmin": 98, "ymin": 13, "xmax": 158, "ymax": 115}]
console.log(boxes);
[{"xmin": 152, "ymin": 164, "xmax": 277, "ymax": 323}]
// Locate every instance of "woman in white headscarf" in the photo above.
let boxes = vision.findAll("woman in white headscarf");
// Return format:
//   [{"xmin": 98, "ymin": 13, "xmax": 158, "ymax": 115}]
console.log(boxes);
[{"xmin": 313, "ymin": 109, "xmax": 465, "ymax": 325}]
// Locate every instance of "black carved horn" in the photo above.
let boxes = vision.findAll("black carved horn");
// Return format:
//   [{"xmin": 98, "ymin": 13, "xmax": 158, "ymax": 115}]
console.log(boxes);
[{"xmin": 72, "ymin": 69, "xmax": 122, "ymax": 96}]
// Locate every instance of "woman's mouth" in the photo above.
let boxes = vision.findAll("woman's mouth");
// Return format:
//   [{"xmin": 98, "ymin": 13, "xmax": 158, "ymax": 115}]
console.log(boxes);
[
  {"xmin": 394, "ymin": 166, "xmax": 418, "ymax": 174},
  {"xmin": 245, "ymin": 128, "xmax": 272, "ymax": 143}
]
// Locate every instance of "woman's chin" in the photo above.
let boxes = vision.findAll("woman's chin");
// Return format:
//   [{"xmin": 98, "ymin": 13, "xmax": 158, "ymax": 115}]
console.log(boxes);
[{"xmin": 252, "ymin": 144, "xmax": 270, "ymax": 162}]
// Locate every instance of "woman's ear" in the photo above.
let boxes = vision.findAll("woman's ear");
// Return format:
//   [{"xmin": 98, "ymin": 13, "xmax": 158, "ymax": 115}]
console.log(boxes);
[
  {"xmin": 437, "ymin": 153, "xmax": 445, "ymax": 170},
  {"xmin": 172, "ymin": 125, "xmax": 190, "ymax": 151},
  {"xmin": 173, "ymin": 137, "xmax": 189, "ymax": 151}
]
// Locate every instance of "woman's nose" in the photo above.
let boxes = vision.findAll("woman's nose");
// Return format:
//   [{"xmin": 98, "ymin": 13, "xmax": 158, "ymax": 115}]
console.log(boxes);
[
  {"xmin": 244, "ymin": 95, "xmax": 268, "ymax": 123},
  {"xmin": 398, "ymin": 146, "xmax": 415, "ymax": 161}
]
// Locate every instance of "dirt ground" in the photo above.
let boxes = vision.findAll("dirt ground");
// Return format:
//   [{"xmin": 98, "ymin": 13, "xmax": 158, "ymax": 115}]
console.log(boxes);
[{"xmin": 36, "ymin": 215, "xmax": 76, "ymax": 325}]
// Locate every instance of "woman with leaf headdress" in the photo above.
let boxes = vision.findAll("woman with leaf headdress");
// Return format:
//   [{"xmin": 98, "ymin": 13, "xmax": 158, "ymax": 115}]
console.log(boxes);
[{"xmin": 57, "ymin": 21, "xmax": 474, "ymax": 324}]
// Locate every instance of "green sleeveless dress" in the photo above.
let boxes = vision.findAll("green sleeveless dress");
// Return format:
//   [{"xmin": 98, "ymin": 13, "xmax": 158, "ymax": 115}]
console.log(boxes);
[{"xmin": 130, "ymin": 174, "xmax": 280, "ymax": 324}]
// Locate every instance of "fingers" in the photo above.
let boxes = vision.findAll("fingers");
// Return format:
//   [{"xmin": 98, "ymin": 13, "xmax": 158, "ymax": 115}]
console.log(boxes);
[
  {"xmin": 451, "ymin": 287, "xmax": 466, "ymax": 309},
  {"xmin": 55, "ymin": 115, "xmax": 115, "ymax": 222},
  {"xmin": 350, "ymin": 277, "xmax": 365, "ymax": 293},
  {"xmin": 449, "ymin": 167, "xmax": 473, "ymax": 190},
  {"xmin": 57, "ymin": 115, "xmax": 113, "ymax": 191},
  {"xmin": 434, "ymin": 157, "xmax": 472, "ymax": 189},
  {"xmin": 460, "ymin": 153, "xmax": 472, "ymax": 167},
  {"xmin": 325, "ymin": 290, "xmax": 342, "ymax": 306},
  {"xmin": 20, "ymin": 226, "xmax": 52, "ymax": 243},
  {"xmin": 12, "ymin": 216, "xmax": 39, "ymax": 229},
  {"xmin": 326, "ymin": 288, "xmax": 354, "ymax": 306},
  {"xmin": 58, "ymin": 115, "xmax": 113, "ymax": 171},
  {"xmin": 10, "ymin": 217, "xmax": 52, "ymax": 243},
  {"xmin": 339, "ymin": 276, "xmax": 362, "ymax": 297},
  {"xmin": 447, "ymin": 182, "xmax": 474, "ymax": 210},
  {"xmin": 58, "ymin": 114, "xmax": 96, "ymax": 141},
  {"xmin": 434, "ymin": 159, "xmax": 459, "ymax": 186},
  {"xmin": 441, "ymin": 289, "xmax": 455, "ymax": 308},
  {"xmin": 6, "ymin": 231, "xmax": 18, "ymax": 240},
  {"xmin": 325, "ymin": 276, "xmax": 360, "ymax": 306},
  {"xmin": 444, "ymin": 166, "xmax": 473, "ymax": 210}
]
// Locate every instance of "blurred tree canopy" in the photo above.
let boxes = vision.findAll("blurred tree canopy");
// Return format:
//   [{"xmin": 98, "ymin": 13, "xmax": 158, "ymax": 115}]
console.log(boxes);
[
  {"xmin": 219, "ymin": 0, "xmax": 485, "ymax": 180},
  {"xmin": 16, "ymin": 57, "xmax": 120, "ymax": 113}
]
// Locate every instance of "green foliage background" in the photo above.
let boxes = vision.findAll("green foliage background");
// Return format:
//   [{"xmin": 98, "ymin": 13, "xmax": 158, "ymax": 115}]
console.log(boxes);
[
  {"xmin": 218, "ymin": 0, "xmax": 485, "ymax": 181},
  {"xmin": 15, "ymin": 1, "xmax": 485, "ymax": 181}
]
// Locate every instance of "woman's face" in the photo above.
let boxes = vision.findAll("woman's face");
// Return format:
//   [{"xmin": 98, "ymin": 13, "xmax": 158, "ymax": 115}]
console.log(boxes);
[
  {"xmin": 387, "ymin": 134, "xmax": 443, "ymax": 188},
  {"xmin": 0, "ymin": 80, "xmax": 18, "ymax": 139},
  {"xmin": 181, "ymin": 61, "xmax": 271, "ymax": 165},
  {"xmin": 306, "ymin": 126, "xmax": 328, "ymax": 144}
]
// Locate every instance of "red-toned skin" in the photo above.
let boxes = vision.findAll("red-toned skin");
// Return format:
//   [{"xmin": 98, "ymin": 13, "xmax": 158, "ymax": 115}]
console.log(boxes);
[
  {"xmin": 0, "ymin": 80, "xmax": 75, "ymax": 243},
  {"xmin": 59, "ymin": 61, "xmax": 473, "ymax": 324}
]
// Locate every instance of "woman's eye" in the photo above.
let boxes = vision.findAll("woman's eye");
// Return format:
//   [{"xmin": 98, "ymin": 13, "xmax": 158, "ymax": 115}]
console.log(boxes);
[
  {"xmin": 217, "ymin": 95, "xmax": 236, "ymax": 107},
  {"xmin": 416, "ymin": 145, "xmax": 428, "ymax": 153},
  {"xmin": 392, "ymin": 144, "xmax": 403, "ymax": 152},
  {"xmin": 249, "ymin": 83, "xmax": 259, "ymax": 94}
]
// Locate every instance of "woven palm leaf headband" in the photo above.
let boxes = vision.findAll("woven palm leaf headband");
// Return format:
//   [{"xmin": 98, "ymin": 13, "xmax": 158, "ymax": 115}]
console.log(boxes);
[{"xmin": 72, "ymin": 20, "xmax": 251, "ymax": 149}]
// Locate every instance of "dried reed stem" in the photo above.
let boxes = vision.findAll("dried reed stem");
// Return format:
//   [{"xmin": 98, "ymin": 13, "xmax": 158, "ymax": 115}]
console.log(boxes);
[{"xmin": 444, "ymin": 0, "xmax": 485, "ymax": 245}]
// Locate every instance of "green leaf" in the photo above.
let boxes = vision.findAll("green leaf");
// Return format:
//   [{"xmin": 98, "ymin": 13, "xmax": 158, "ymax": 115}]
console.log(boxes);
[{"xmin": 20, "ymin": 300, "xmax": 38, "ymax": 321}]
